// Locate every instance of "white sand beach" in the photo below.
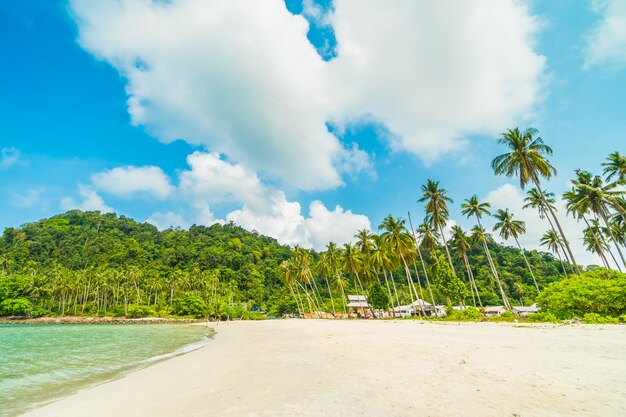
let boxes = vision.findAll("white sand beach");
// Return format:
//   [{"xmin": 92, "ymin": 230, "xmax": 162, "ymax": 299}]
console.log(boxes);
[{"xmin": 21, "ymin": 320, "xmax": 626, "ymax": 417}]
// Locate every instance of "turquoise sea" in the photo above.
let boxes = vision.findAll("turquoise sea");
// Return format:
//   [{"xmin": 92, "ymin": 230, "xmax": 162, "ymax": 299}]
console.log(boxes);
[{"xmin": 0, "ymin": 323, "xmax": 213, "ymax": 417}]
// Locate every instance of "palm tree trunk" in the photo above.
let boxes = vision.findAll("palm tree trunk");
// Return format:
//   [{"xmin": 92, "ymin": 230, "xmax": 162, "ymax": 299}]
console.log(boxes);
[
  {"xmin": 599, "ymin": 211, "xmax": 626, "ymax": 270},
  {"xmin": 514, "ymin": 237, "xmax": 540, "ymax": 291},
  {"xmin": 353, "ymin": 270, "xmax": 375, "ymax": 317},
  {"xmin": 322, "ymin": 274, "xmax": 337, "ymax": 317},
  {"xmin": 288, "ymin": 284, "xmax": 303, "ymax": 317},
  {"xmin": 407, "ymin": 212, "xmax": 437, "ymax": 309},
  {"xmin": 296, "ymin": 281, "xmax": 314, "ymax": 317},
  {"xmin": 463, "ymin": 252, "xmax": 482, "ymax": 307},
  {"xmin": 476, "ymin": 218, "xmax": 510, "ymax": 309},
  {"xmin": 461, "ymin": 254, "xmax": 476, "ymax": 307},
  {"xmin": 381, "ymin": 269, "xmax": 395, "ymax": 316},
  {"xmin": 535, "ymin": 183, "xmax": 580, "ymax": 274},
  {"xmin": 334, "ymin": 269, "xmax": 348, "ymax": 314},
  {"xmin": 388, "ymin": 271, "xmax": 401, "ymax": 312},
  {"xmin": 411, "ymin": 259, "xmax": 428, "ymax": 315}
]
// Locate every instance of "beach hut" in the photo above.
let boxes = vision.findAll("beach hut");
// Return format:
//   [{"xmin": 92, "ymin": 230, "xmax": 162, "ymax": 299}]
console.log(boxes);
[
  {"xmin": 512, "ymin": 304, "xmax": 540, "ymax": 317},
  {"xmin": 482, "ymin": 306, "xmax": 508, "ymax": 316},
  {"xmin": 347, "ymin": 295, "xmax": 370, "ymax": 316}
]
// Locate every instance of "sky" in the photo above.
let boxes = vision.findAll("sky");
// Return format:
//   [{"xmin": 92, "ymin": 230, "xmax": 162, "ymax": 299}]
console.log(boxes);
[{"xmin": 1, "ymin": 0, "xmax": 625, "ymax": 266}]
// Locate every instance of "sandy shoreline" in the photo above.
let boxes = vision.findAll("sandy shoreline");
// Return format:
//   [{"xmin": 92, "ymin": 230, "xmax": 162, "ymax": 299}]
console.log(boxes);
[{"xmin": 21, "ymin": 320, "xmax": 626, "ymax": 417}]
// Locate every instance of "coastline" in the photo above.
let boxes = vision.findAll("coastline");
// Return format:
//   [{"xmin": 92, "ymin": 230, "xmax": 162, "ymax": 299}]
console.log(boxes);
[
  {"xmin": 0, "ymin": 316, "xmax": 206, "ymax": 325},
  {"xmin": 20, "ymin": 320, "xmax": 626, "ymax": 417}
]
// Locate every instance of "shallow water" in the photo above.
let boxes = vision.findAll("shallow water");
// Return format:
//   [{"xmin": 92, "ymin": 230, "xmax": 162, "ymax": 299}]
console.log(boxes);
[{"xmin": 0, "ymin": 323, "xmax": 212, "ymax": 417}]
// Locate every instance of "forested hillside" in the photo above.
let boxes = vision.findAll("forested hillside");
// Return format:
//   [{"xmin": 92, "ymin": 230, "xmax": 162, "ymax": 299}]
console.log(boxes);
[{"xmin": 0, "ymin": 210, "xmax": 567, "ymax": 318}]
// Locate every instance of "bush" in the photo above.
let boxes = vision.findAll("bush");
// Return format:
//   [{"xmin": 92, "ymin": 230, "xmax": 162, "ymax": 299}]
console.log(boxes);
[
  {"xmin": 537, "ymin": 269, "xmax": 626, "ymax": 319},
  {"xmin": 241, "ymin": 310, "xmax": 266, "ymax": 320},
  {"xmin": 173, "ymin": 293, "xmax": 207, "ymax": 318},
  {"xmin": 0, "ymin": 298, "xmax": 32, "ymax": 316},
  {"xmin": 368, "ymin": 282, "xmax": 390, "ymax": 310},
  {"xmin": 582, "ymin": 313, "xmax": 619, "ymax": 324},
  {"xmin": 126, "ymin": 305, "xmax": 156, "ymax": 318},
  {"xmin": 460, "ymin": 306, "xmax": 482, "ymax": 320}
]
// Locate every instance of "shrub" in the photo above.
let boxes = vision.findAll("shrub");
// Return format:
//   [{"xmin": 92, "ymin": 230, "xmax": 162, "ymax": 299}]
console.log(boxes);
[
  {"xmin": 241, "ymin": 310, "xmax": 266, "ymax": 320},
  {"xmin": 460, "ymin": 306, "xmax": 482, "ymax": 320},
  {"xmin": 537, "ymin": 269, "xmax": 626, "ymax": 319},
  {"xmin": 173, "ymin": 293, "xmax": 207, "ymax": 318},
  {"xmin": 0, "ymin": 298, "xmax": 32, "ymax": 316},
  {"xmin": 126, "ymin": 305, "xmax": 156, "ymax": 318},
  {"xmin": 526, "ymin": 312, "xmax": 558, "ymax": 323},
  {"xmin": 582, "ymin": 313, "xmax": 619, "ymax": 324},
  {"xmin": 368, "ymin": 282, "xmax": 390, "ymax": 310}
]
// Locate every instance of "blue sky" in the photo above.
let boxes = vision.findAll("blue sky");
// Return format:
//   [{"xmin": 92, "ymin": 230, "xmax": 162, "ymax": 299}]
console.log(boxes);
[{"xmin": 1, "ymin": 0, "xmax": 625, "ymax": 265}]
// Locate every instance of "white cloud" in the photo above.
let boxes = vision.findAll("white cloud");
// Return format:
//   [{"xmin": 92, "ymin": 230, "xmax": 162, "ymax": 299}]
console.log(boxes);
[
  {"xmin": 1, "ymin": 147, "xmax": 20, "ymax": 169},
  {"xmin": 61, "ymin": 185, "xmax": 113, "ymax": 213},
  {"xmin": 70, "ymin": 0, "xmax": 544, "ymax": 186},
  {"xmin": 11, "ymin": 187, "xmax": 46, "ymax": 209},
  {"xmin": 303, "ymin": 200, "xmax": 371, "ymax": 249},
  {"xmin": 584, "ymin": 0, "xmax": 626, "ymax": 68},
  {"xmin": 92, "ymin": 165, "xmax": 173, "ymax": 199},
  {"xmin": 145, "ymin": 211, "xmax": 188, "ymax": 230},
  {"xmin": 483, "ymin": 183, "xmax": 606, "ymax": 267}
]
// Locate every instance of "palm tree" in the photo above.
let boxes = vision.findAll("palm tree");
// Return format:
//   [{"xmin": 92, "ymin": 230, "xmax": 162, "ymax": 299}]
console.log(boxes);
[
  {"xmin": 378, "ymin": 215, "xmax": 423, "ymax": 314},
  {"xmin": 325, "ymin": 242, "xmax": 348, "ymax": 314},
  {"xmin": 279, "ymin": 260, "xmax": 304, "ymax": 317},
  {"xmin": 369, "ymin": 235, "xmax": 399, "ymax": 312},
  {"xmin": 602, "ymin": 151, "xmax": 626, "ymax": 183},
  {"xmin": 568, "ymin": 169, "xmax": 626, "ymax": 269},
  {"xmin": 539, "ymin": 230, "xmax": 568, "ymax": 277},
  {"xmin": 414, "ymin": 218, "xmax": 439, "ymax": 306},
  {"xmin": 492, "ymin": 209, "xmax": 539, "ymax": 291},
  {"xmin": 492, "ymin": 127, "xmax": 580, "ymax": 273},
  {"xmin": 450, "ymin": 225, "xmax": 482, "ymax": 307},
  {"xmin": 355, "ymin": 229, "xmax": 375, "ymax": 255},
  {"xmin": 293, "ymin": 246, "xmax": 323, "ymax": 317},
  {"xmin": 418, "ymin": 179, "xmax": 457, "ymax": 273},
  {"xmin": 582, "ymin": 220, "xmax": 611, "ymax": 268},
  {"xmin": 470, "ymin": 225, "xmax": 510, "ymax": 309},
  {"xmin": 341, "ymin": 242, "xmax": 371, "ymax": 316},
  {"xmin": 462, "ymin": 196, "xmax": 510, "ymax": 309},
  {"xmin": 316, "ymin": 252, "xmax": 337, "ymax": 317}
]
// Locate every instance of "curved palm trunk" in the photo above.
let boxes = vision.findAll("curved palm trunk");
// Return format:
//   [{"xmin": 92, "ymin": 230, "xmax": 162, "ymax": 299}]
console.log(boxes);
[
  {"xmin": 407, "ymin": 212, "xmax": 437, "ymax": 311},
  {"xmin": 411, "ymin": 259, "xmax": 428, "ymax": 315},
  {"xmin": 296, "ymin": 281, "xmax": 315, "ymax": 317},
  {"xmin": 334, "ymin": 269, "xmax": 348, "ymax": 315},
  {"xmin": 476, "ymin": 218, "xmax": 510, "ymax": 309},
  {"xmin": 583, "ymin": 215, "xmax": 621, "ymax": 272},
  {"xmin": 513, "ymin": 237, "xmax": 540, "ymax": 291},
  {"xmin": 599, "ymin": 211, "xmax": 626, "ymax": 270},
  {"xmin": 381, "ymin": 269, "xmax": 396, "ymax": 316},
  {"xmin": 288, "ymin": 284, "xmax": 304, "ymax": 317},
  {"xmin": 307, "ymin": 273, "xmax": 325, "ymax": 318},
  {"xmin": 388, "ymin": 271, "xmax": 401, "ymax": 312},
  {"xmin": 463, "ymin": 252, "xmax": 482, "ymax": 307},
  {"xmin": 322, "ymin": 274, "xmax": 337, "ymax": 317},
  {"xmin": 353, "ymin": 270, "xmax": 374, "ymax": 317},
  {"xmin": 535, "ymin": 183, "xmax": 580, "ymax": 274},
  {"xmin": 400, "ymin": 255, "xmax": 422, "ymax": 315},
  {"xmin": 460, "ymin": 252, "xmax": 476, "ymax": 307}
]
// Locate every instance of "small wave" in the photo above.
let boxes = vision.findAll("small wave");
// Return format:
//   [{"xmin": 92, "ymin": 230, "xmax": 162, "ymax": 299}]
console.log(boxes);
[{"xmin": 142, "ymin": 335, "xmax": 213, "ymax": 364}]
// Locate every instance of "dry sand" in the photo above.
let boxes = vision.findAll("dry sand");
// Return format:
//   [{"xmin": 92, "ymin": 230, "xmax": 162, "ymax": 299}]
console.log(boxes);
[{"xmin": 22, "ymin": 320, "xmax": 626, "ymax": 417}]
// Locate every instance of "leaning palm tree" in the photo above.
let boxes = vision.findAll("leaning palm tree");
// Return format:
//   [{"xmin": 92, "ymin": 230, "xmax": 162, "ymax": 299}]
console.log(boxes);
[
  {"xmin": 355, "ymin": 229, "xmax": 375, "ymax": 255},
  {"xmin": 418, "ymin": 179, "xmax": 457, "ymax": 273},
  {"xmin": 492, "ymin": 127, "xmax": 579, "ymax": 273},
  {"xmin": 341, "ymin": 242, "xmax": 370, "ymax": 316},
  {"xmin": 279, "ymin": 260, "xmax": 304, "ymax": 317},
  {"xmin": 470, "ymin": 225, "xmax": 510, "ymax": 309},
  {"xmin": 450, "ymin": 225, "xmax": 482, "ymax": 307},
  {"xmin": 568, "ymin": 169, "xmax": 626, "ymax": 269},
  {"xmin": 323, "ymin": 242, "xmax": 348, "ymax": 314},
  {"xmin": 316, "ymin": 252, "xmax": 337, "ymax": 317},
  {"xmin": 492, "ymin": 208, "xmax": 539, "ymax": 291},
  {"xmin": 293, "ymin": 246, "xmax": 323, "ymax": 316},
  {"xmin": 369, "ymin": 235, "xmax": 399, "ymax": 311},
  {"xmin": 539, "ymin": 230, "xmax": 568, "ymax": 277},
  {"xmin": 378, "ymin": 215, "xmax": 424, "ymax": 314},
  {"xmin": 582, "ymin": 220, "xmax": 611, "ymax": 269},
  {"xmin": 602, "ymin": 151, "xmax": 626, "ymax": 184},
  {"xmin": 462, "ymin": 196, "xmax": 510, "ymax": 309}
]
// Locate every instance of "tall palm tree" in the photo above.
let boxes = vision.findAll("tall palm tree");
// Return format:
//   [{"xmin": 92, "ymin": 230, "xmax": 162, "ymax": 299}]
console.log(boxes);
[
  {"xmin": 325, "ymin": 242, "xmax": 348, "ymax": 314},
  {"xmin": 407, "ymin": 212, "xmax": 436, "ymax": 311},
  {"xmin": 568, "ymin": 169, "xmax": 626, "ymax": 268},
  {"xmin": 316, "ymin": 252, "xmax": 337, "ymax": 317},
  {"xmin": 341, "ymin": 242, "xmax": 371, "ymax": 316},
  {"xmin": 378, "ymin": 215, "xmax": 423, "ymax": 314},
  {"xmin": 602, "ymin": 151, "xmax": 626, "ymax": 183},
  {"xmin": 355, "ymin": 229, "xmax": 375, "ymax": 255},
  {"xmin": 369, "ymin": 235, "xmax": 399, "ymax": 312},
  {"xmin": 414, "ymin": 218, "xmax": 439, "ymax": 306},
  {"xmin": 279, "ymin": 260, "xmax": 304, "ymax": 317},
  {"xmin": 293, "ymin": 246, "xmax": 323, "ymax": 317},
  {"xmin": 582, "ymin": 220, "xmax": 611, "ymax": 268},
  {"xmin": 418, "ymin": 179, "xmax": 456, "ymax": 273},
  {"xmin": 450, "ymin": 225, "xmax": 482, "ymax": 307},
  {"xmin": 462, "ymin": 196, "xmax": 510, "ymax": 309},
  {"xmin": 471, "ymin": 226, "xmax": 511, "ymax": 309},
  {"xmin": 539, "ymin": 229, "xmax": 568, "ymax": 277},
  {"xmin": 492, "ymin": 127, "xmax": 580, "ymax": 273},
  {"xmin": 492, "ymin": 208, "xmax": 539, "ymax": 291}
]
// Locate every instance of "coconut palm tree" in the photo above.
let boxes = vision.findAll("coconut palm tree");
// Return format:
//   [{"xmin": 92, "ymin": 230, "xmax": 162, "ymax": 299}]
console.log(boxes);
[
  {"xmin": 378, "ymin": 215, "xmax": 423, "ymax": 314},
  {"xmin": 325, "ymin": 242, "xmax": 348, "ymax": 314},
  {"xmin": 293, "ymin": 246, "xmax": 323, "ymax": 316},
  {"xmin": 355, "ymin": 229, "xmax": 375, "ymax": 255},
  {"xmin": 492, "ymin": 127, "xmax": 579, "ymax": 273},
  {"xmin": 450, "ymin": 225, "xmax": 482, "ymax": 307},
  {"xmin": 369, "ymin": 235, "xmax": 399, "ymax": 312},
  {"xmin": 316, "ymin": 252, "xmax": 337, "ymax": 317},
  {"xmin": 492, "ymin": 208, "xmax": 539, "ymax": 291},
  {"xmin": 470, "ymin": 225, "xmax": 510, "ymax": 309},
  {"xmin": 407, "ymin": 211, "xmax": 437, "ymax": 312},
  {"xmin": 418, "ymin": 179, "xmax": 457, "ymax": 273},
  {"xmin": 568, "ymin": 169, "xmax": 626, "ymax": 268},
  {"xmin": 279, "ymin": 260, "xmax": 304, "ymax": 317},
  {"xmin": 462, "ymin": 196, "xmax": 510, "ymax": 308},
  {"xmin": 582, "ymin": 220, "xmax": 611, "ymax": 268},
  {"xmin": 602, "ymin": 151, "xmax": 626, "ymax": 183},
  {"xmin": 539, "ymin": 229, "xmax": 568, "ymax": 277},
  {"xmin": 341, "ymin": 242, "xmax": 371, "ymax": 316}
]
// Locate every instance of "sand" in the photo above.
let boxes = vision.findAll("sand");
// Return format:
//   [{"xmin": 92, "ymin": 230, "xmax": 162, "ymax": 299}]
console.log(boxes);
[{"xmin": 21, "ymin": 320, "xmax": 626, "ymax": 417}]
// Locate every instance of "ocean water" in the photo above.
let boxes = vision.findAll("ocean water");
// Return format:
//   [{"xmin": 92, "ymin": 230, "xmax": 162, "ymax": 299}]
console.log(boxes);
[{"xmin": 0, "ymin": 323, "xmax": 213, "ymax": 417}]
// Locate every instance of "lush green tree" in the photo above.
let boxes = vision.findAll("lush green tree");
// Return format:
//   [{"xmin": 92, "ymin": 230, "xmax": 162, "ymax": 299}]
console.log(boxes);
[
  {"xmin": 492, "ymin": 127, "xmax": 579, "ymax": 273},
  {"xmin": 367, "ymin": 282, "xmax": 390, "ymax": 311},
  {"xmin": 602, "ymin": 151, "xmax": 626, "ymax": 183},
  {"xmin": 429, "ymin": 250, "xmax": 467, "ymax": 305}
]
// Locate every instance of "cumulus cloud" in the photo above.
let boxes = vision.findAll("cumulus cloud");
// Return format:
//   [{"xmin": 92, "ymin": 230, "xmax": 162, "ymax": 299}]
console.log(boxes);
[
  {"xmin": 584, "ymin": 0, "xmax": 626, "ymax": 68},
  {"xmin": 61, "ymin": 185, "xmax": 113, "ymax": 213},
  {"xmin": 70, "ymin": 0, "xmax": 544, "ymax": 186},
  {"xmin": 1, "ymin": 147, "xmax": 20, "ymax": 169},
  {"xmin": 92, "ymin": 165, "xmax": 173, "ymax": 199},
  {"xmin": 145, "ymin": 211, "xmax": 189, "ymax": 230},
  {"xmin": 483, "ymin": 183, "xmax": 604, "ymax": 267}
]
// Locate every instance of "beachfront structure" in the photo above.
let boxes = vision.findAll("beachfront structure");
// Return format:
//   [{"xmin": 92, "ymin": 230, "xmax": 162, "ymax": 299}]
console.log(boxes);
[
  {"xmin": 393, "ymin": 299, "xmax": 445, "ymax": 317},
  {"xmin": 346, "ymin": 295, "xmax": 370, "ymax": 314},
  {"xmin": 512, "ymin": 304, "xmax": 540, "ymax": 317},
  {"xmin": 483, "ymin": 306, "xmax": 508, "ymax": 316}
]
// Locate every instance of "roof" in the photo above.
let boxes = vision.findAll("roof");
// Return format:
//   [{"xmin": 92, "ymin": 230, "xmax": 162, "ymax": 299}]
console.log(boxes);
[
  {"xmin": 484, "ymin": 306, "xmax": 507, "ymax": 312},
  {"xmin": 512, "ymin": 306, "xmax": 540, "ymax": 313},
  {"xmin": 347, "ymin": 295, "xmax": 367, "ymax": 301},
  {"xmin": 410, "ymin": 299, "xmax": 433, "ymax": 307},
  {"xmin": 347, "ymin": 301, "xmax": 370, "ymax": 308}
]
